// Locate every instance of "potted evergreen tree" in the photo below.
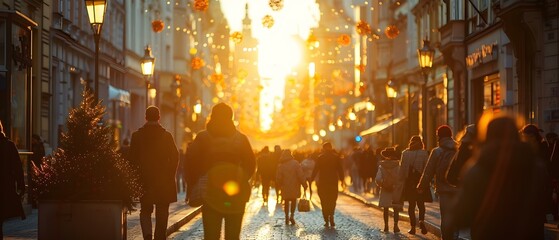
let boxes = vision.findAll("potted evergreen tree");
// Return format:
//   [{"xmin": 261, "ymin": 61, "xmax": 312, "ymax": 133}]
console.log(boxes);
[{"xmin": 33, "ymin": 89, "xmax": 141, "ymax": 240}]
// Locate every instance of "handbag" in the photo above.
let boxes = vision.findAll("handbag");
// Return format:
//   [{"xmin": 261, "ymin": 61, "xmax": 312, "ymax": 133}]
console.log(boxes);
[
  {"xmin": 298, "ymin": 197, "xmax": 310, "ymax": 212},
  {"xmin": 188, "ymin": 174, "xmax": 208, "ymax": 207}
]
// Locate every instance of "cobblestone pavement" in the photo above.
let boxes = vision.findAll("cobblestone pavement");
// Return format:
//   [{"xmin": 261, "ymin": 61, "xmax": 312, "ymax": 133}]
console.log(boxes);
[{"xmin": 170, "ymin": 188, "xmax": 439, "ymax": 239}]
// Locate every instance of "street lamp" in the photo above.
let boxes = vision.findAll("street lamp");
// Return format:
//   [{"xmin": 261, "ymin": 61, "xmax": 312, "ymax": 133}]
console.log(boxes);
[
  {"xmin": 141, "ymin": 45, "xmax": 156, "ymax": 108},
  {"xmin": 85, "ymin": 0, "xmax": 108, "ymax": 103},
  {"xmin": 171, "ymin": 75, "xmax": 182, "ymax": 141},
  {"xmin": 386, "ymin": 80, "xmax": 398, "ymax": 145},
  {"xmin": 417, "ymin": 39, "xmax": 435, "ymax": 142}
]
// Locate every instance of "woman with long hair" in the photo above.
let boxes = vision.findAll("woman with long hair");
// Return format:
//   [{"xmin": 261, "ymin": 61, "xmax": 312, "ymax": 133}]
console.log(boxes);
[{"xmin": 399, "ymin": 136, "xmax": 431, "ymax": 234}]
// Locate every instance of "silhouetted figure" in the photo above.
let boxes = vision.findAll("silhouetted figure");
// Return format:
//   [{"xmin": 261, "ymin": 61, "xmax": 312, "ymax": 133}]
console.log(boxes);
[
  {"xmin": 129, "ymin": 106, "xmax": 179, "ymax": 240},
  {"xmin": 0, "ymin": 121, "xmax": 26, "ymax": 239},
  {"xmin": 399, "ymin": 136, "xmax": 430, "ymax": 234},
  {"xmin": 276, "ymin": 150, "xmax": 307, "ymax": 225},
  {"xmin": 361, "ymin": 146, "xmax": 377, "ymax": 193},
  {"xmin": 376, "ymin": 147, "xmax": 402, "ymax": 233},
  {"xmin": 451, "ymin": 116, "xmax": 546, "ymax": 239},
  {"xmin": 30, "ymin": 134, "xmax": 45, "ymax": 208},
  {"xmin": 300, "ymin": 153, "xmax": 316, "ymax": 199},
  {"xmin": 272, "ymin": 145, "xmax": 282, "ymax": 202},
  {"xmin": 311, "ymin": 142, "xmax": 345, "ymax": 228},
  {"xmin": 446, "ymin": 125, "xmax": 476, "ymax": 187},
  {"xmin": 417, "ymin": 125, "xmax": 458, "ymax": 240},
  {"xmin": 257, "ymin": 146, "xmax": 274, "ymax": 204},
  {"xmin": 186, "ymin": 103, "xmax": 256, "ymax": 240}
]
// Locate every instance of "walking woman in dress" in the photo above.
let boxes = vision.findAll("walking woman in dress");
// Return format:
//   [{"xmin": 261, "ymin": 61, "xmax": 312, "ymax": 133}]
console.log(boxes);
[
  {"xmin": 399, "ymin": 136, "xmax": 431, "ymax": 234},
  {"xmin": 310, "ymin": 142, "xmax": 345, "ymax": 228},
  {"xmin": 376, "ymin": 147, "xmax": 403, "ymax": 233}
]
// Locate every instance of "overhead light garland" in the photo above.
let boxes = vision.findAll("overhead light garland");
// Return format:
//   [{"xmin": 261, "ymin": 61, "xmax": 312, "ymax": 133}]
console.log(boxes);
[{"xmin": 269, "ymin": 0, "xmax": 284, "ymax": 11}]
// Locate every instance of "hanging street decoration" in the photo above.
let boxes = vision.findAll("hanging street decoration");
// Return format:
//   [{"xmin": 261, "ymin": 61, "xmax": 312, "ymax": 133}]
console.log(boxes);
[
  {"xmin": 269, "ymin": 0, "xmax": 284, "ymax": 11},
  {"xmin": 152, "ymin": 20, "xmax": 165, "ymax": 33},
  {"xmin": 262, "ymin": 15, "xmax": 275, "ymax": 28},
  {"xmin": 356, "ymin": 20, "xmax": 372, "ymax": 36},
  {"xmin": 385, "ymin": 25, "xmax": 400, "ymax": 39},
  {"xmin": 306, "ymin": 33, "xmax": 319, "ymax": 49},
  {"xmin": 191, "ymin": 57, "xmax": 204, "ymax": 70},
  {"xmin": 193, "ymin": 0, "xmax": 209, "ymax": 11},
  {"xmin": 230, "ymin": 31, "xmax": 243, "ymax": 44},
  {"xmin": 337, "ymin": 34, "xmax": 351, "ymax": 46}
]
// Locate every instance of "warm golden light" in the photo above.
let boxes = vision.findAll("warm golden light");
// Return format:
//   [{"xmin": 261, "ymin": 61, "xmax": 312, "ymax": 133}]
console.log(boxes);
[
  {"xmin": 148, "ymin": 88, "xmax": 157, "ymax": 99},
  {"xmin": 349, "ymin": 112, "xmax": 357, "ymax": 121},
  {"xmin": 312, "ymin": 134, "xmax": 320, "ymax": 142},
  {"xmin": 337, "ymin": 119, "xmax": 343, "ymax": 127},
  {"xmin": 85, "ymin": 0, "xmax": 107, "ymax": 24},
  {"xmin": 141, "ymin": 46, "xmax": 156, "ymax": 76},
  {"xmin": 309, "ymin": 62, "xmax": 316, "ymax": 78},
  {"xmin": 223, "ymin": 181, "xmax": 240, "ymax": 196},
  {"xmin": 386, "ymin": 85, "xmax": 397, "ymax": 99},
  {"xmin": 329, "ymin": 124, "xmax": 336, "ymax": 132},
  {"xmin": 319, "ymin": 129, "xmax": 326, "ymax": 137},
  {"xmin": 194, "ymin": 102, "xmax": 202, "ymax": 114}
]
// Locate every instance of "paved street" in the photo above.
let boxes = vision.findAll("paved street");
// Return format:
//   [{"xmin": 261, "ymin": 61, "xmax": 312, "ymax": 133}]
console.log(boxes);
[{"xmin": 169, "ymin": 188, "xmax": 439, "ymax": 239}]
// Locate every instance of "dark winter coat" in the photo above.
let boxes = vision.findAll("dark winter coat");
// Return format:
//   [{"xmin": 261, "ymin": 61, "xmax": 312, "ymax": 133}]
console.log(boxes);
[
  {"xmin": 451, "ymin": 141, "xmax": 546, "ymax": 239},
  {"xmin": 130, "ymin": 122, "xmax": 179, "ymax": 203},
  {"xmin": 1, "ymin": 135, "xmax": 25, "ymax": 220},
  {"xmin": 311, "ymin": 150, "xmax": 344, "ymax": 199},
  {"xmin": 418, "ymin": 137, "xmax": 458, "ymax": 193},
  {"xmin": 257, "ymin": 152, "xmax": 276, "ymax": 181},
  {"xmin": 185, "ymin": 119, "xmax": 255, "ymax": 213}
]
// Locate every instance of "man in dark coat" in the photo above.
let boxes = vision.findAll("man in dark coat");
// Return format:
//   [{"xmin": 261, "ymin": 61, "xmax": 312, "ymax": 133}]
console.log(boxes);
[
  {"xmin": 186, "ymin": 103, "xmax": 256, "ymax": 240},
  {"xmin": 311, "ymin": 142, "xmax": 345, "ymax": 228},
  {"xmin": 257, "ymin": 146, "xmax": 274, "ymax": 204},
  {"xmin": 0, "ymin": 121, "xmax": 26, "ymax": 239},
  {"xmin": 129, "ymin": 106, "xmax": 179, "ymax": 240}
]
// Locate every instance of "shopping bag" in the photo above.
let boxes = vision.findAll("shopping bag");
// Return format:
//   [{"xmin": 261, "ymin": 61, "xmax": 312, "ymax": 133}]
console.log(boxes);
[
  {"xmin": 188, "ymin": 174, "xmax": 208, "ymax": 207},
  {"xmin": 298, "ymin": 197, "xmax": 310, "ymax": 212}
]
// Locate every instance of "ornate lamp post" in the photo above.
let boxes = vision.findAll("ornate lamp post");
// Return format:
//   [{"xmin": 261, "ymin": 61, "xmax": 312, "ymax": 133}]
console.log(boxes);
[
  {"xmin": 141, "ymin": 45, "xmax": 156, "ymax": 108},
  {"xmin": 386, "ymin": 81, "xmax": 398, "ymax": 146},
  {"xmin": 417, "ymin": 39, "xmax": 435, "ymax": 142},
  {"xmin": 85, "ymin": 0, "xmax": 108, "ymax": 103}
]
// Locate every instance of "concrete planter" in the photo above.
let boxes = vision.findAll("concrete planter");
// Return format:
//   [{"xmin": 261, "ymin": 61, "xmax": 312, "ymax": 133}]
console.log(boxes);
[{"xmin": 38, "ymin": 200, "xmax": 127, "ymax": 240}]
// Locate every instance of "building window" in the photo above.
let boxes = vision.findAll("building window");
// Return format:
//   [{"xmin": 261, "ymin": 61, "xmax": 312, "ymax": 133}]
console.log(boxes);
[{"xmin": 483, "ymin": 73, "xmax": 500, "ymax": 110}]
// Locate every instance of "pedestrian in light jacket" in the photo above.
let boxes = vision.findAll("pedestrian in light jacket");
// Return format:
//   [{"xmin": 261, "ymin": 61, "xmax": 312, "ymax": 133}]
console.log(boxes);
[
  {"xmin": 399, "ymin": 136, "xmax": 431, "ymax": 235},
  {"xmin": 0, "ymin": 121, "xmax": 26, "ymax": 239},
  {"xmin": 276, "ymin": 149, "xmax": 307, "ymax": 225},
  {"xmin": 417, "ymin": 125, "xmax": 458, "ymax": 240},
  {"xmin": 129, "ymin": 106, "xmax": 179, "ymax": 240},
  {"xmin": 376, "ymin": 147, "xmax": 402, "ymax": 233}
]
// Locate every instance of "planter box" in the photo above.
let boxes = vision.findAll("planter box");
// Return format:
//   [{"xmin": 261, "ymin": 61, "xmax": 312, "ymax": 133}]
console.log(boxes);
[{"xmin": 38, "ymin": 200, "xmax": 127, "ymax": 240}]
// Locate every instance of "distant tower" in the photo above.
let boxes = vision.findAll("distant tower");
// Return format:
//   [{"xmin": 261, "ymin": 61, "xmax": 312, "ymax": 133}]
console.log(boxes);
[{"xmin": 233, "ymin": 3, "xmax": 260, "ymax": 132}]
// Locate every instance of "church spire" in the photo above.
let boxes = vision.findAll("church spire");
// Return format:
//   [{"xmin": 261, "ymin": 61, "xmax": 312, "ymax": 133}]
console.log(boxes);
[{"xmin": 242, "ymin": 3, "xmax": 251, "ymax": 35}]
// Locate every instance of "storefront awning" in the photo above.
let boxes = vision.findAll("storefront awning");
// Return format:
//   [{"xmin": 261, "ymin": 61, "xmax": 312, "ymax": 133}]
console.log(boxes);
[
  {"xmin": 109, "ymin": 85, "xmax": 131, "ymax": 104},
  {"xmin": 359, "ymin": 116, "xmax": 406, "ymax": 136}
]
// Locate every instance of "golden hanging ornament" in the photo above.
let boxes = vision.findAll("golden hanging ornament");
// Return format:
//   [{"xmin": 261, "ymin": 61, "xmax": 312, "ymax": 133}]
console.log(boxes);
[
  {"xmin": 356, "ymin": 20, "xmax": 371, "ymax": 36},
  {"xmin": 384, "ymin": 25, "xmax": 400, "ymax": 39},
  {"xmin": 337, "ymin": 34, "xmax": 351, "ymax": 46},
  {"xmin": 193, "ymin": 0, "xmax": 209, "ymax": 11},
  {"xmin": 152, "ymin": 20, "xmax": 165, "ymax": 33},
  {"xmin": 230, "ymin": 31, "xmax": 243, "ymax": 44},
  {"xmin": 262, "ymin": 15, "xmax": 275, "ymax": 29},
  {"xmin": 269, "ymin": 0, "xmax": 284, "ymax": 11},
  {"xmin": 191, "ymin": 57, "xmax": 204, "ymax": 70},
  {"xmin": 356, "ymin": 64, "xmax": 365, "ymax": 73},
  {"xmin": 306, "ymin": 33, "xmax": 319, "ymax": 49}
]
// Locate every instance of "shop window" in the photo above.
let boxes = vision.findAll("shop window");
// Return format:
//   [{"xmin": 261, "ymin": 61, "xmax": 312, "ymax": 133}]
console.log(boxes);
[
  {"xmin": 483, "ymin": 73, "xmax": 500, "ymax": 110},
  {"xmin": 10, "ymin": 25, "xmax": 30, "ymax": 149}
]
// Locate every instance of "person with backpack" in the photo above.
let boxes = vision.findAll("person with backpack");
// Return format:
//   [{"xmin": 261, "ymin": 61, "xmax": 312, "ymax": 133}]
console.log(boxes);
[
  {"xmin": 186, "ymin": 103, "xmax": 256, "ymax": 240},
  {"xmin": 417, "ymin": 125, "xmax": 458, "ymax": 240},
  {"xmin": 129, "ymin": 106, "xmax": 179, "ymax": 240},
  {"xmin": 399, "ymin": 136, "xmax": 431, "ymax": 234},
  {"xmin": 375, "ymin": 147, "xmax": 403, "ymax": 233}
]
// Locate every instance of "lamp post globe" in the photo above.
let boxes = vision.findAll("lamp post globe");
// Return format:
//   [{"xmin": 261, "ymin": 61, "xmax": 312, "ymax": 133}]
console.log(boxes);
[
  {"xmin": 85, "ymin": 0, "xmax": 108, "ymax": 104},
  {"xmin": 417, "ymin": 39, "xmax": 435, "ymax": 144},
  {"xmin": 141, "ymin": 45, "xmax": 156, "ymax": 108}
]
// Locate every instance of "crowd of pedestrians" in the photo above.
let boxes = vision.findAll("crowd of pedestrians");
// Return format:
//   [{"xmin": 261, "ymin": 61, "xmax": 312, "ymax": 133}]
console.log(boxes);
[{"xmin": 3, "ymin": 102, "xmax": 559, "ymax": 240}]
